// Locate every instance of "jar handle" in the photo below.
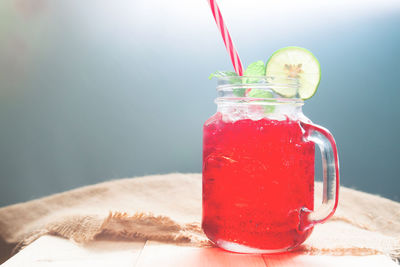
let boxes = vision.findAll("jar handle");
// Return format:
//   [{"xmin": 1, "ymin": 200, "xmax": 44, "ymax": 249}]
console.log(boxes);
[{"xmin": 299, "ymin": 122, "xmax": 340, "ymax": 231}]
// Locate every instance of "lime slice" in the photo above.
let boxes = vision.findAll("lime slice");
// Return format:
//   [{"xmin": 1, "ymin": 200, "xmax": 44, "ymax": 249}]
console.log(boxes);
[{"xmin": 265, "ymin": 46, "xmax": 321, "ymax": 99}]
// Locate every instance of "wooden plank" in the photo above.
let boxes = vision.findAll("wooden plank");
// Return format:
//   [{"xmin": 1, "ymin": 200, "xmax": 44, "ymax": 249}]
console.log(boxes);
[
  {"xmin": 2, "ymin": 235, "xmax": 145, "ymax": 267},
  {"xmin": 263, "ymin": 253, "xmax": 398, "ymax": 267},
  {"xmin": 135, "ymin": 241, "xmax": 267, "ymax": 267},
  {"xmin": 3, "ymin": 235, "xmax": 398, "ymax": 267}
]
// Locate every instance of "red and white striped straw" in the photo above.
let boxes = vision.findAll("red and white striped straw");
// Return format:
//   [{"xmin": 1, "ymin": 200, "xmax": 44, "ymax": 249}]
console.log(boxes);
[{"xmin": 207, "ymin": 0, "xmax": 244, "ymax": 76}]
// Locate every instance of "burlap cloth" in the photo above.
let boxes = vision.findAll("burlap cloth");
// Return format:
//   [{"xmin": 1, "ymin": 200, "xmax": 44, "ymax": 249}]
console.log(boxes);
[{"xmin": 0, "ymin": 173, "xmax": 399, "ymax": 264}]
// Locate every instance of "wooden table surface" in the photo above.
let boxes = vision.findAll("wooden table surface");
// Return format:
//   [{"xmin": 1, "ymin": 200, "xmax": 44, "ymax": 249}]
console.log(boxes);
[{"xmin": 2, "ymin": 236, "xmax": 398, "ymax": 267}]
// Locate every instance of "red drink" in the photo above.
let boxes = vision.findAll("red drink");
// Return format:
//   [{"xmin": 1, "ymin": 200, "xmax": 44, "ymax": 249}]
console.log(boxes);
[{"xmin": 202, "ymin": 112, "xmax": 315, "ymax": 252}]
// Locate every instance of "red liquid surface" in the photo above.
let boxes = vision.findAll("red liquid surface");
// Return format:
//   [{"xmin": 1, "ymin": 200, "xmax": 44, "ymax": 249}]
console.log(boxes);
[{"xmin": 202, "ymin": 113, "xmax": 315, "ymax": 251}]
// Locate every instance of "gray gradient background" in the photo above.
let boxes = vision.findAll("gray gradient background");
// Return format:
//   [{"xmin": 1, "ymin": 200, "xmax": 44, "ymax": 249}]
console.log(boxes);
[{"xmin": 0, "ymin": 0, "xmax": 399, "ymax": 206}]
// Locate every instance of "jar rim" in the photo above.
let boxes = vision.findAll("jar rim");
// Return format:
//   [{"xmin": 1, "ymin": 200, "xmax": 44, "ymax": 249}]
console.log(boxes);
[
  {"xmin": 215, "ymin": 75, "xmax": 304, "ymax": 103},
  {"xmin": 215, "ymin": 97, "xmax": 304, "ymax": 106},
  {"xmin": 216, "ymin": 75, "xmax": 300, "ymax": 87}
]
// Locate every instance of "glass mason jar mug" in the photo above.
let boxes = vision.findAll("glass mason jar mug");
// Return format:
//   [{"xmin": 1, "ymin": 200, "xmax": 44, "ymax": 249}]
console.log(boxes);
[{"xmin": 202, "ymin": 76, "xmax": 339, "ymax": 253}]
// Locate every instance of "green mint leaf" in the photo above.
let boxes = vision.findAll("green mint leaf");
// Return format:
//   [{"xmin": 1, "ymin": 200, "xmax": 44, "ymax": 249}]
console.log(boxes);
[
  {"xmin": 244, "ymin": 60, "xmax": 265, "ymax": 77},
  {"xmin": 208, "ymin": 71, "xmax": 238, "ymax": 80},
  {"xmin": 233, "ymin": 88, "xmax": 246, "ymax": 97},
  {"xmin": 263, "ymin": 105, "xmax": 275, "ymax": 113},
  {"xmin": 209, "ymin": 71, "xmax": 244, "ymax": 96},
  {"xmin": 247, "ymin": 89, "xmax": 273, "ymax": 98},
  {"xmin": 247, "ymin": 89, "xmax": 275, "ymax": 113}
]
